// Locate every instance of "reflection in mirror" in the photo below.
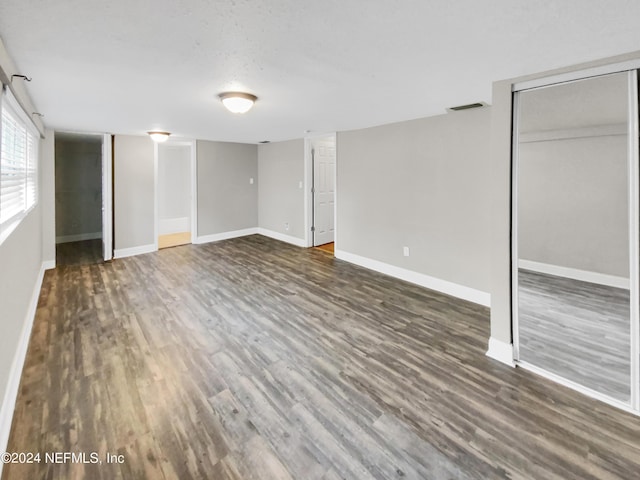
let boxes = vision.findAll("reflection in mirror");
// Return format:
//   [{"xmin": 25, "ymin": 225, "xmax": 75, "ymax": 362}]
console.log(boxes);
[{"xmin": 516, "ymin": 72, "xmax": 631, "ymax": 403}]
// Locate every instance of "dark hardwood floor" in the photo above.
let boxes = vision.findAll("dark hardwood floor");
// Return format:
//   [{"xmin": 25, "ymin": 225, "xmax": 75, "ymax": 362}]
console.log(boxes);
[
  {"xmin": 4, "ymin": 235, "xmax": 640, "ymax": 479},
  {"xmin": 56, "ymin": 239, "xmax": 103, "ymax": 266}
]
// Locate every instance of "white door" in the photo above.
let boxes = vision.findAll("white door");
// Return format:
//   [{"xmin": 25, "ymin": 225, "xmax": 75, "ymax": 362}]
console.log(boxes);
[
  {"xmin": 313, "ymin": 137, "xmax": 336, "ymax": 246},
  {"xmin": 157, "ymin": 143, "xmax": 192, "ymax": 249},
  {"xmin": 101, "ymin": 134, "xmax": 113, "ymax": 261}
]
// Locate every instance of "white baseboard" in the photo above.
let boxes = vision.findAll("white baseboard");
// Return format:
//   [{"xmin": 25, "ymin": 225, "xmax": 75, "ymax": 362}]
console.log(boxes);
[
  {"xmin": 42, "ymin": 259, "xmax": 56, "ymax": 270},
  {"xmin": 257, "ymin": 228, "xmax": 306, "ymax": 248},
  {"xmin": 518, "ymin": 259, "xmax": 629, "ymax": 289},
  {"xmin": 0, "ymin": 262, "xmax": 47, "ymax": 473},
  {"xmin": 55, "ymin": 231, "xmax": 102, "ymax": 244},
  {"xmin": 486, "ymin": 337, "xmax": 515, "ymax": 367},
  {"xmin": 114, "ymin": 243, "xmax": 156, "ymax": 259},
  {"xmin": 334, "ymin": 249, "xmax": 490, "ymax": 307},
  {"xmin": 194, "ymin": 227, "xmax": 258, "ymax": 245}
]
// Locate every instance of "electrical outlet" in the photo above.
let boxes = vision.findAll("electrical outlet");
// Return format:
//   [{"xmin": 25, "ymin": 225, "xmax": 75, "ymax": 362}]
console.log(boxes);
[
  {"xmin": 403, "ymin": 246, "xmax": 410, "ymax": 257},
  {"xmin": 298, "ymin": 181, "xmax": 303, "ymax": 189},
  {"xmin": 249, "ymin": 178, "xmax": 254, "ymax": 184},
  {"xmin": 285, "ymin": 222, "xmax": 289, "ymax": 231}
]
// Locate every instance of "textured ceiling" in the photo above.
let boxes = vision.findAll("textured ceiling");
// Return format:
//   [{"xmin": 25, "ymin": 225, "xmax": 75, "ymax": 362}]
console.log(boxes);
[{"xmin": 1, "ymin": 0, "xmax": 640, "ymax": 143}]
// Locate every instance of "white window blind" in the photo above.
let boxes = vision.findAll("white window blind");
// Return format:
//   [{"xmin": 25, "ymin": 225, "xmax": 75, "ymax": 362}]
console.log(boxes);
[{"xmin": 0, "ymin": 89, "xmax": 38, "ymax": 230}]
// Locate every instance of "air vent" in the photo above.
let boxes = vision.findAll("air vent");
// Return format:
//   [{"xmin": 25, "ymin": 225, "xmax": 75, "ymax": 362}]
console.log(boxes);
[
  {"xmin": 446, "ymin": 102, "xmax": 487, "ymax": 112},
  {"xmin": 258, "ymin": 140, "xmax": 270, "ymax": 144}
]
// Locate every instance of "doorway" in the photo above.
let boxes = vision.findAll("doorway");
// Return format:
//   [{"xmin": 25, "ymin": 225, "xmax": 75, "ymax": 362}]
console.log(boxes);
[
  {"xmin": 156, "ymin": 140, "xmax": 195, "ymax": 249},
  {"xmin": 512, "ymin": 70, "xmax": 640, "ymax": 413},
  {"xmin": 308, "ymin": 134, "xmax": 336, "ymax": 250},
  {"xmin": 55, "ymin": 132, "xmax": 111, "ymax": 265}
]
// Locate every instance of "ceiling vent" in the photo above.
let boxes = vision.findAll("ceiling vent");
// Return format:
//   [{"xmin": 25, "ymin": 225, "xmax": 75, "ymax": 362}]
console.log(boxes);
[{"xmin": 446, "ymin": 102, "xmax": 488, "ymax": 113}]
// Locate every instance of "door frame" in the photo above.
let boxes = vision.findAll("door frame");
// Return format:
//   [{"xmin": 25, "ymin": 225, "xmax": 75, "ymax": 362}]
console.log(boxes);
[
  {"xmin": 153, "ymin": 138, "xmax": 197, "ymax": 251},
  {"xmin": 52, "ymin": 130, "xmax": 112, "ymax": 262},
  {"xmin": 304, "ymin": 132, "xmax": 337, "ymax": 248},
  {"xmin": 511, "ymin": 68, "xmax": 640, "ymax": 415},
  {"xmin": 102, "ymin": 133, "xmax": 113, "ymax": 261}
]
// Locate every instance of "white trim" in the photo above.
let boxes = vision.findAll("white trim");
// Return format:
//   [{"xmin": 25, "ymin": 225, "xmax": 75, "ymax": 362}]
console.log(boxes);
[
  {"xmin": 511, "ymin": 90, "xmax": 521, "ymax": 360},
  {"xmin": 113, "ymin": 243, "xmax": 156, "ymax": 259},
  {"xmin": 190, "ymin": 139, "xmax": 198, "ymax": 244},
  {"xmin": 513, "ymin": 58, "xmax": 640, "ymax": 92},
  {"xmin": 303, "ymin": 138, "xmax": 312, "ymax": 247},
  {"xmin": 42, "ymin": 259, "xmax": 55, "ymax": 270},
  {"xmin": 0, "ymin": 262, "xmax": 47, "ymax": 474},
  {"xmin": 102, "ymin": 133, "xmax": 113, "ymax": 261},
  {"xmin": 334, "ymin": 135, "xmax": 338, "ymax": 253},
  {"xmin": 518, "ymin": 123, "xmax": 627, "ymax": 144},
  {"xmin": 257, "ymin": 228, "xmax": 306, "ymax": 248},
  {"xmin": 304, "ymin": 132, "xmax": 337, "ymax": 249},
  {"xmin": 153, "ymin": 141, "xmax": 159, "ymax": 251},
  {"xmin": 194, "ymin": 227, "xmax": 258, "ymax": 245},
  {"xmin": 627, "ymin": 70, "xmax": 640, "ymax": 411},
  {"xmin": 486, "ymin": 337, "xmax": 515, "ymax": 367},
  {"xmin": 55, "ymin": 231, "xmax": 103, "ymax": 244},
  {"xmin": 518, "ymin": 259, "xmax": 629, "ymax": 289},
  {"xmin": 517, "ymin": 361, "xmax": 638, "ymax": 417},
  {"xmin": 334, "ymin": 249, "xmax": 490, "ymax": 306}
]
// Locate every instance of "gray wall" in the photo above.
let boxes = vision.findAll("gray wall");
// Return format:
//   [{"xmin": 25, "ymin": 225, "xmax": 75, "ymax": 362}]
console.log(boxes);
[
  {"xmin": 55, "ymin": 137, "xmax": 103, "ymax": 241},
  {"xmin": 0, "ymin": 145, "xmax": 44, "ymax": 445},
  {"xmin": 258, "ymin": 139, "xmax": 305, "ymax": 240},
  {"xmin": 197, "ymin": 140, "xmax": 258, "ymax": 236},
  {"xmin": 0, "ymin": 43, "xmax": 47, "ymax": 455},
  {"xmin": 114, "ymin": 135, "xmax": 155, "ymax": 250},
  {"xmin": 337, "ymin": 108, "xmax": 492, "ymax": 293},
  {"xmin": 518, "ymin": 135, "xmax": 628, "ymax": 277}
]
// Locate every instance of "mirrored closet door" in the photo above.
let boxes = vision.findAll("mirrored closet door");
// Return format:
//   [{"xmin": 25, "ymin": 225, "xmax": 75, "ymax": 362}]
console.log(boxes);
[{"xmin": 513, "ymin": 70, "xmax": 640, "ymax": 411}]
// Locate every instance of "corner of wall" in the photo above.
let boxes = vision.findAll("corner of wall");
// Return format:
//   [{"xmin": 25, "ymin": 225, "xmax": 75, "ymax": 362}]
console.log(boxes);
[
  {"xmin": 486, "ymin": 337, "xmax": 515, "ymax": 367},
  {"xmin": 489, "ymin": 79, "xmax": 515, "ymax": 346}
]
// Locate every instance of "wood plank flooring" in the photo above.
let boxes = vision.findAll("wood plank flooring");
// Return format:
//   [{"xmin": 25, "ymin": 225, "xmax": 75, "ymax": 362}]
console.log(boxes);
[
  {"xmin": 56, "ymin": 239, "xmax": 103, "ymax": 266},
  {"xmin": 4, "ymin": 235, "xmax": 640, "ymax": 479},
  {"xmin": 158, "ymin": 232, "xmax": 191, "ymax": 250},
  {"xmin": 518, "ymin": 269, "xmax": 631, "ymax": 402},
  {"xmin": 314, "ymin": 242, "xmax": 334, "ymax": 254}
]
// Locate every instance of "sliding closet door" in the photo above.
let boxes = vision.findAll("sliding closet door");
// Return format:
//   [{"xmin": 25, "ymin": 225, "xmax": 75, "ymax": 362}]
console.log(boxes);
[{"xmin": 514, "ymin": 71, "xmax": 638, "ymax": 407}]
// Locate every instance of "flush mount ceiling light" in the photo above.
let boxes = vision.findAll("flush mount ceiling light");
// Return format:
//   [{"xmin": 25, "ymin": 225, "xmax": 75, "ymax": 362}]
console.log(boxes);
[
  {"xmin": 219, "ymin": 92, "xmax": 257, "ymax": 114},
  {"xmin": 147, "ymin": 131, "xmax": 171, "ymax": 142}
]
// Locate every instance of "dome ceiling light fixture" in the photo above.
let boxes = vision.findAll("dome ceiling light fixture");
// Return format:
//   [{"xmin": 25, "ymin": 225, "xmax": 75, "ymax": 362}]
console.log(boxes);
[
  {"xmin": 147, "ymin": 131, "xmax": 171, "ymax": 142},
  {"xmin": 219, "ymin": 92, "xmax": 258, "ymax": 114}
]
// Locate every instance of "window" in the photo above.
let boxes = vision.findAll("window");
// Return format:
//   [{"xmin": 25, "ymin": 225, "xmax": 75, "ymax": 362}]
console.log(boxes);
[{"xmin": 0, "ymin": 88, "xmax": 38, "ymax": 236}]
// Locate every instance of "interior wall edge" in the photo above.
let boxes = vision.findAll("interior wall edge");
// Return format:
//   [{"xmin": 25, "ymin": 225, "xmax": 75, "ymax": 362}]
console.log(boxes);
[
  {"xmin": 335, "ymin": 248, "xmax": 490, "ymax": 307},
  {"xmin": 0, "ymin": 261, "xmax": 48, "ymax": 479},
  {"xmin": 486, "ymin": 337, "xmax": 515, "ymax": 367}
]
